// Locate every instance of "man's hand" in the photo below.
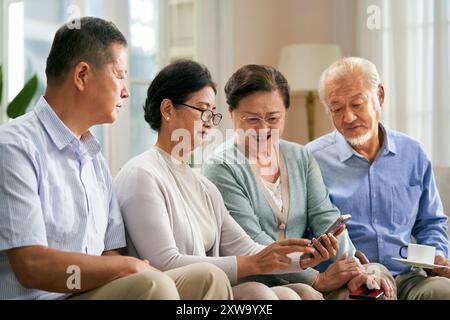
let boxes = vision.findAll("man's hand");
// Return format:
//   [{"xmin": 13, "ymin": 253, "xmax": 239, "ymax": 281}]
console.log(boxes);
[
  {"xmin": 102, "ymin": 250, "xmax": 122, "ymax": 256},
  {"xmin": 347, "ymin": 250, "xmax": 394, "ymax": 298},
  {"xmin": 427, "ymin": 255, "xmax": 450, "ymax": 278},
  {"xmin": 355, "ymin": 250, "xmax": 370, "ymax": 265},
  {"xmin": 7, "ymin": 246, "xmax": 161, "ymax": 293},
  {"xmin": 347, "ymin": 272, "xmax": 394, "ymax": 298},
  {"xmin": 139, "ymin": 259, "xmax": 161, "ymax": 273}
]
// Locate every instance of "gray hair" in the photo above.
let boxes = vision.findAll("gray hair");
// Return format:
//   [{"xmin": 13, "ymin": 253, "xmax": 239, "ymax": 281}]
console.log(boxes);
[{"xmin": 318, "ymin": 57, "xmax": 381, "ymax": 108}]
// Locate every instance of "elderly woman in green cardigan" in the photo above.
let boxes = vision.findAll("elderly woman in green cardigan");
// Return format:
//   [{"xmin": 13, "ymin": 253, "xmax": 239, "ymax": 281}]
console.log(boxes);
[{"xmin": 202, "ymin": 64, "xmax": 395, "ymax": 299}]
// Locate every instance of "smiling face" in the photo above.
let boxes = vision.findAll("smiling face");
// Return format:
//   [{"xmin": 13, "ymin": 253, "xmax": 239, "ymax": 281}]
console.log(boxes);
[
  {"xmin": 324, "ymin": 71, "xmax": 383, "ymax": 147},
  {"xmin": 230, "ymin": 90, "xmax": 286, "ymax": 151},
  {"xmin": 169, "ymin": 86, "xmax": 217, "ymax": 151},
  {"xmin": 84, "ymin": 43, "xmax": 129, "ymax": 125}
]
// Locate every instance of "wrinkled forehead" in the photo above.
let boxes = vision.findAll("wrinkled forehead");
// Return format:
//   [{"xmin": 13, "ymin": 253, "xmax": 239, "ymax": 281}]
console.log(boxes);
[
  {"xmin": 236, "ymin": 90, "xmax": 286, "ymax": 114},
  {"xmin": 325, "ymin": 73, "xmax": 372, "ymax": 102}
]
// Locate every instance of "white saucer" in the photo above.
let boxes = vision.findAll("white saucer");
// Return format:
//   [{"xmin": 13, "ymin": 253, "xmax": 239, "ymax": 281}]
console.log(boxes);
[{"xmin": 391, "ymin": 257, "xmax": 449, "ymax": 269}]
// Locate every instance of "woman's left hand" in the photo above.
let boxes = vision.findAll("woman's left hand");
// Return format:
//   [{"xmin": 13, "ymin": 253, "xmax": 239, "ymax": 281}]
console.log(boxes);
[{"xmin": 299, "ymin": 233, "xmax": 339, "ymax": 269}]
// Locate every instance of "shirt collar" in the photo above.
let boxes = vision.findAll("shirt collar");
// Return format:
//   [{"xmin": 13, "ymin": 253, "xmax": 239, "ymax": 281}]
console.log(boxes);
[
  {"xmin": 335, "ymin": 131, "xmax": 356, "ymax": 162},
  {"xmin": 335, "ymin": 123, "xmax": 396, "ymax": 163},
  {"xmin": 80, "ymin": 131, "xmax": 102, "ymax": 158},
  {"xmin": 381, "ymin": 123, "xmax": 397, "ymax": 156},
  {"xmin": 34, "ymin": 96, "xmax": 101, "ymax": 157}
]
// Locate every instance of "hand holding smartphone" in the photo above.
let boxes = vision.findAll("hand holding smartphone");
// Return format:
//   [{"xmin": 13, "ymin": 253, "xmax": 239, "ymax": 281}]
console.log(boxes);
[
  {"xmin": 322, "ymin": 214, "xmax": 352, "ymax": 236},
  {"xmin": 300, "ymin": 215, "xmax": 352, "ymax": 269},
  {"xmin": 309, "ymin": 214, "xmax": 352, "ymax": 247}
]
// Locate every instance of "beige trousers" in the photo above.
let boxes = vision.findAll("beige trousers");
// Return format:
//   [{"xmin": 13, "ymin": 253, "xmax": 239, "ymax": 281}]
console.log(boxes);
[
  {"xmin": 395, "ymin": 268, "xmax": 450, "ymax": 300},
  {"xmin": 67, "ymin": 262, "xmax": 233, "ymax": 300},
  {"xmin": 232, "ymin": 281, "xmax": 324, "ymax": 300},
  {"xmin": 324, "ymin": 263, "xmax": 397, "ymax": 300}
]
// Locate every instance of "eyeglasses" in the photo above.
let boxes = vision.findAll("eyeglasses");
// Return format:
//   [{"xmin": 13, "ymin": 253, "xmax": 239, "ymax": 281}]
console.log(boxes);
[
  {"xmin": 240, "ymin": 114, "xmax": 282, "ymax": 126},
  {"xmin": 176, "ymin": 103, "xmax": 223, "ymax": 126}
]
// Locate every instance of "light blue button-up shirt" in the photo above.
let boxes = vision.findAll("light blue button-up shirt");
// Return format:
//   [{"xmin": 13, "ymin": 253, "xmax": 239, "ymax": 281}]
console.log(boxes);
[
  {"xmin": 0, "ymin": 97, "xmax": 126, "ymax": 299},
  {"xmin": 307, "ymin": 125, "xmax": 448, "ymax": 275}
]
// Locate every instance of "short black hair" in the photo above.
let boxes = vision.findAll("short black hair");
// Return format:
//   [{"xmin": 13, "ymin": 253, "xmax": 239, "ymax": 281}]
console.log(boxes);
[
  {"xmin": 45, "ymin": 17, "xmax": 127, "ymax": 85},
  {"xmin": 144, "ymin": 60, "xmax": 216, "ymax": 131},
  {"xmin": 225, "ymin": 64, "xmax": 290, "ymax": 110}
]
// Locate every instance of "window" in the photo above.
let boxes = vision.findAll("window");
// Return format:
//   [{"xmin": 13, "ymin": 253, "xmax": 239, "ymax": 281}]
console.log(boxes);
[
  {"xmin": 1, "ymin": 0, "xmax": 229, "ymax": 173},
  {"xmin": 1, "ymin": 0, "xmax": 161, "ymax": 170},
  {"xmin": 8, "ymin": 1, "xmax": 24, "ymax": 107},
  {"xmin": 2, "ymin": 0, "xmax": 105, "ymax": 142},
  {"xmin": 357, "ymin": 0, "xmax": 450, "ymax": 165},
  {"xmin": 128, "ymin": 0, "xmax": 159, "ymax": 157}
]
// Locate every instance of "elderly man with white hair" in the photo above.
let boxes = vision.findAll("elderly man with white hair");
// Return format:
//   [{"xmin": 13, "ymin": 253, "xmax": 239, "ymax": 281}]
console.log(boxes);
[{"xmin": 307, "ymin": 57, "xmax": 450, "ymax": 300}]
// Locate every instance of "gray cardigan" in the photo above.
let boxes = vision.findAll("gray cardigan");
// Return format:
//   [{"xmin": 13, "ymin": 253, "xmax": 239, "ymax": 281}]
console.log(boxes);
[
  {"xmin": 113, "ymin": 148, "xmax": 304, "ymax": 285},
  {"xmin": 202, "ymin": 139, "xmax": 357, "ymax": 285}
]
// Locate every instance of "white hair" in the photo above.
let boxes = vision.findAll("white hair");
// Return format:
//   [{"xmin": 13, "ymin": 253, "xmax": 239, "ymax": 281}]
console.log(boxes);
[{"xmin": 318, "ymin": 57, "xmax": 381, "ymax": 109}]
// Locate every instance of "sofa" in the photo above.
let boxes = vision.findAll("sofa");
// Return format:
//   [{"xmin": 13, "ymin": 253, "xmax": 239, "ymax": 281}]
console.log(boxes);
[{"xmin": 433, "ymin": 166, "xmax": 450, "ymax": 235}]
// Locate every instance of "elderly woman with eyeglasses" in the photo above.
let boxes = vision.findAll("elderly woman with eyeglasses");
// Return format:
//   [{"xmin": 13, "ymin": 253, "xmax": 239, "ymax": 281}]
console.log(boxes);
[
  {"xmin": 202, "ymin": 64, "xmax": 395, "ymax": 299},
  {"xmin": 113, "ymin": 60, "xmax": 336, "ymax": 300}
]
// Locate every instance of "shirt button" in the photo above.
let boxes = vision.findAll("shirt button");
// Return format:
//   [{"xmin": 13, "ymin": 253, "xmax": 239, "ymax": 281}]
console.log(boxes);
[{"xmin": 279, "ymin": 223, "xmax": 286, "ymax": 230}]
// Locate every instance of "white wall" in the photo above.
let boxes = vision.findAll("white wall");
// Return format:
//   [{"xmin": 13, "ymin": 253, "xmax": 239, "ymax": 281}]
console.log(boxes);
[
  {"xmin": 228, "ymin": 0, "xmax": 357, "ymax": 144},
  {"xmin": 232, "ymin": 0, "xmax": 334, "ymax": 69}
]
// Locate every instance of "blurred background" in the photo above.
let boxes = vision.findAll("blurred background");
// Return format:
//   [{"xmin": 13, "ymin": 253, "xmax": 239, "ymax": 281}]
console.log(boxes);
[{"xmin": 0, "ymin": 0, "xmax": 449, "ymax": 177}]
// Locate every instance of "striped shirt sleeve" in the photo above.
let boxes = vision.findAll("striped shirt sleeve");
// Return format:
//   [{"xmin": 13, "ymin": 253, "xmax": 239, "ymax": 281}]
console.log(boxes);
[{"xmin": 0, "ymin": 143, "xmax": 48, "ymax": 251}]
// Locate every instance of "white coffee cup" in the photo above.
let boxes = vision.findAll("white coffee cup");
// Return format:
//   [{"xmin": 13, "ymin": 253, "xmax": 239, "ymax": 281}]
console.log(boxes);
[{"xmin": 399, "ymin": 243, "xmax": 436, "ymax": 265}]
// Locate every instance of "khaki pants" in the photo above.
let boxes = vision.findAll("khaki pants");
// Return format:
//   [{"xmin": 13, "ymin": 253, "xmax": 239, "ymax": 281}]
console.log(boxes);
[
  {"xmin": 395, "ymin": 268, "xmax": 450, "ymax": 300},
  {"xmin": 232, "ymin": 281, "xmax": 323, "ymax": 300},
  {"xmin": 324, "ymin": 263, "xmax": 397, "ymax": 300},
  {"xmin": 67, "ymin": 262, "xmax": 233, "ymax": 300}
]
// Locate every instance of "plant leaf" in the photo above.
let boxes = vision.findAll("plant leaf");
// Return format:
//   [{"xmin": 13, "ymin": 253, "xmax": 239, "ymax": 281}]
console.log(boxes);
[{"xmin": 7, "ymin": 74, "xmax": 39, "ymax": 119}]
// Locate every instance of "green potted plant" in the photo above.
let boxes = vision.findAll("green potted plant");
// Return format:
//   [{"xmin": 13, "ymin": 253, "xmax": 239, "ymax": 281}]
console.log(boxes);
[{"xmin": 0, "ymin": 64, "xmax": 39, "ymax": 120}]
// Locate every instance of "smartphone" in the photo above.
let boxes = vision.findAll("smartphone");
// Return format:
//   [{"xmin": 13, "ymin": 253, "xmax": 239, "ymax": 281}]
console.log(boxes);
[
  {"xmin": 349, "ymin": 285, "xmax": 385, "ymax": 300},
  {"xmin": 323, "ymin": 214, "xmax": 352, "ymax": 236},
  {"xmin": 309, "ymin": 214, "xmax": 352, "ymax": 247}
]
